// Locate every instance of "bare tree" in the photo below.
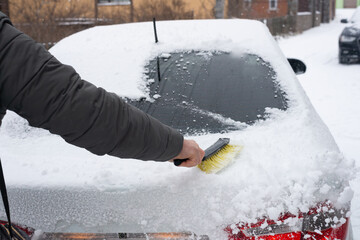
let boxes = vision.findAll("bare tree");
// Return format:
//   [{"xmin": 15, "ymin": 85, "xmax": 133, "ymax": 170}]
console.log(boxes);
[
  {"xmin": 95, "ymin": 5, "xmax": 132, "ymax": 25},
  {"xmin": 197, "ymin": 0, "xmax": 216, "ymax": 19},
  {"xmin": 134, "ymin": 0, "xmax": 194, "ymax": 22},
  {"xmin": 10, "ymin": 0, "xmax": 91, "ymax": 49}
]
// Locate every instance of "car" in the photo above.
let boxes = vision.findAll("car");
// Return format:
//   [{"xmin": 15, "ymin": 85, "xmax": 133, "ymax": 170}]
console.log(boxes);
[
  {"xmin": 0, "ymin": 19, "xmax": 354, "ymax": 239},
  {"xmin": 339, "ymin": 7, "xmax": 360, "ymax": 64},
  {"xmin": 338, "ymin": 23, "xmax": 360, "ymax": 64}
]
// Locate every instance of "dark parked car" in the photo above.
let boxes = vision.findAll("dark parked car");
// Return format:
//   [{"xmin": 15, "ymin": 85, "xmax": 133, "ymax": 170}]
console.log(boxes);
[
  {"xmin": 339, "ymin": 24, "xmax": 360, "ymax": 63},
  {"xmin": 339, "ymin": 7, "xmax": 360, "ymax": 64}
]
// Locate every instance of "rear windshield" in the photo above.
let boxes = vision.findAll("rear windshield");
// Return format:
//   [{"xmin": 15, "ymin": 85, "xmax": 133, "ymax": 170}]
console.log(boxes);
[{"xmin": 128, "ymin": 51, "xmax": 287, "ymax": 134}]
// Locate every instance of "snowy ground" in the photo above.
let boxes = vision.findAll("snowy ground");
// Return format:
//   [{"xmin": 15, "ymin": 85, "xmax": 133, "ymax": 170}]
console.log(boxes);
[{"xmin": 278, "ymin": 8, "xmax": 360, "ymax": 238}]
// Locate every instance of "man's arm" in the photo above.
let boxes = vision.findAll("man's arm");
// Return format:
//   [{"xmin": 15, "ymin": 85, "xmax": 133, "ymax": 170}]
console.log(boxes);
[{"xmin": 0, "ymin": 12, "xmax": 204, "ymax": 163}]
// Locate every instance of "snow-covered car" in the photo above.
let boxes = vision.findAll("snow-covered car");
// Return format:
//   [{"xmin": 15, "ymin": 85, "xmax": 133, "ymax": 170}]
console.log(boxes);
[{"xmin": 0, "ymin": 20, "xmax": 354, "ymax": 239}]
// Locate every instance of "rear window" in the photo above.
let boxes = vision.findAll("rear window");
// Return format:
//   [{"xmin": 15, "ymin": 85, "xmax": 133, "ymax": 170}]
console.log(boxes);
[{"xmin": 128, "ymin": 51, "xmax": 287, "ymax": 134}]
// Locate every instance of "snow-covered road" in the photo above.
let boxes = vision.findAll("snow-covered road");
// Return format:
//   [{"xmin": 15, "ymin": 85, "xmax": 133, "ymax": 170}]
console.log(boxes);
[{"xmin": 278, "ymin": 8, "xmax": 360, "ymax": 238}]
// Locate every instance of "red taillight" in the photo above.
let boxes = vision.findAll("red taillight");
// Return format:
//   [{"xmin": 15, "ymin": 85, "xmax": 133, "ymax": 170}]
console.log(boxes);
[
  {"xmin": 304, "ymin": 219, "xmax": 350, "ymax": 240},
  {"xmin": 225, "ymin": 203, "xmax": 350, "ymax": 240},
  {"xmin": 0, "ymin": 220, "xmax": 35, "ymax": 237}
]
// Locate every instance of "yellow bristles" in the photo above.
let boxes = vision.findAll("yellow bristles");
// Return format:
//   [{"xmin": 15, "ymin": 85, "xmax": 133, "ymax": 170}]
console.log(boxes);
[{"xmin": 198, "ymin": 144, "xmax": 243, "ymax": 174}]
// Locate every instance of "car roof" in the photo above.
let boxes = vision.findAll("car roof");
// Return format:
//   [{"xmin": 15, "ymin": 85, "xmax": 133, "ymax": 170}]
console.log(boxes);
[{"xmin": 0, "ymin": 20, "xmax": 353, "ymax": 236}]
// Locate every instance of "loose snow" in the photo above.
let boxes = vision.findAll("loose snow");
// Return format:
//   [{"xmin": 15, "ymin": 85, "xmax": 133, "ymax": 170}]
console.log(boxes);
[
  {"xmin": 0, "ymin": 17, "xmax": 357, "ymax": 238},
  {"xmin": 278, "ymin": 8, "xmax": 360, "ymax": 238}
]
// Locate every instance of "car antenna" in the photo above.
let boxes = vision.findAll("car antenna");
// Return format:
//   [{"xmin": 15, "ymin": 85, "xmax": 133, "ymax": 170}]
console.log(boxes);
[
  {"xmin": 153, "ymin": 17, "xmax": 161, "ymax": 82},
  {"xmin": 156, "ymin": 57, "xmax": 161, "ymax": 82},
  {"xmin": 153, "ymin": 17, "xmax": 158, "ymax": 43}
]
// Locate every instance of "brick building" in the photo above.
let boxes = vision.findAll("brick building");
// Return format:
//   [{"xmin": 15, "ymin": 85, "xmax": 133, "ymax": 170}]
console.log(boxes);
[
  {"xmin": 226, "ymin": 0, "xmax": 291, "ymax": 34},
  {"xmin": 225, "ymin": 0, "xmax": 335, "ymax": 34},
  {"xmin": 228, "ymin": 0, "xmax": 288, "ymax": 19},
  {"xmin": 343, "ymin": 0, "xmax": 360, "ymax": 8}
]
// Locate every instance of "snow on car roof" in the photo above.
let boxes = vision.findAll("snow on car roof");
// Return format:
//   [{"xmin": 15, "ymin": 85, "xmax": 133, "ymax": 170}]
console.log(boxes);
[
  {"xmin": 350, "ymin": 6, "xmax": 360, "ymax": 23},
  {"xmin": 0, "ymin": 20, "xmax": 354, "ymax": 237}
]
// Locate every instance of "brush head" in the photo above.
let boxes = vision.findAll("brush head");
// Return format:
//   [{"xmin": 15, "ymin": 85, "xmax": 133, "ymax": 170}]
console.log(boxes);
[{"xmin": 198, "ymin": 144, "xmax": 243, "ymax": 174}]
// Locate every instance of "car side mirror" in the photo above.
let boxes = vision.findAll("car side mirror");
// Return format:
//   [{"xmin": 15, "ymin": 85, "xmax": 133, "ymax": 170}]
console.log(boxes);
[
  {"xmin": 287, "ymin": 58, "xmax": 306, "ymax": 75},
  {"xmin": 341, "ymin": 19, "xmax": 348, "ymax": 23}
]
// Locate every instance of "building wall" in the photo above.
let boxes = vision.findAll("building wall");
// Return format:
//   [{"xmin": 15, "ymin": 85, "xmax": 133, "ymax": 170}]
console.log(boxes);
[
  {"xmin": 298, "ymin": 0, "xmax": 322, "ymax": 12},
  {"xmin": 252, "ymin": 0, "xmax": 288, "ymax": 18},
  {"xmin": 296, "ymin": 12, "xmax": 312, "ymax": 31},
  {"xmin": 296, "ymin": 11, "xmax": 321, "ymax": 32},
  {"xmin": 344, "ymin": 0, "xmax": 357, "ymax": 7},
  {"xmin": 298, "ymin": 0, "xmax": 311, "ymax": 12},
  {"xmin": 265, "ymin": 16, "xmax": 291, "ymax": 35},
  {"xmin": 321, "ymin": 0, "xmax": 336, "ymax": 22},
  {"xmin": 336, "ymin": 0, "xmax": 360, "ymax": 8},
  {"xmin": 226, "ymin": 0, "xmax": 291, "ymax": 35},
  {"xmin": 227, "ymin": 0, "xmax": 288, "ymax": 19}
]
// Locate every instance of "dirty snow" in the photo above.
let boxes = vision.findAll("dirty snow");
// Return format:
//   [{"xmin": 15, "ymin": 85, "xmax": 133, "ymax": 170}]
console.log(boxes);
[{"xmin": 0, "ymin": 19, "xmax": 356, "ymax": 238}]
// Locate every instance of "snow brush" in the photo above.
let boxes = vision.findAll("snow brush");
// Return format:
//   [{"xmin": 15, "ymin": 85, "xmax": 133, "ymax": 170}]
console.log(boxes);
[{"xmin": 174, "ymin": 138, "xmax": 243, "ymax": 174}]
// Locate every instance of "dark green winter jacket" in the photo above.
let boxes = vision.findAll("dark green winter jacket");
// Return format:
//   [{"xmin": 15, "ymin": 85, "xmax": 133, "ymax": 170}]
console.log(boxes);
[{"xmin": 0, "ymin": 12, "xmax": 183, "ymax": 161}]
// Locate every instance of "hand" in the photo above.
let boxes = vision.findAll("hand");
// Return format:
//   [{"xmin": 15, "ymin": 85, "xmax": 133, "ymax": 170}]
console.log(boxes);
[{"xmin": 170, "ymin": 139, "xmax": 205, "ymax": 167}]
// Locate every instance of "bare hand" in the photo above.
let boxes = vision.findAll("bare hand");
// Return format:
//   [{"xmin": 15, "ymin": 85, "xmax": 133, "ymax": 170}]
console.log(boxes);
[{"xmin": 170, "ymin": 139, "xmax": 205, "ymax": 167}]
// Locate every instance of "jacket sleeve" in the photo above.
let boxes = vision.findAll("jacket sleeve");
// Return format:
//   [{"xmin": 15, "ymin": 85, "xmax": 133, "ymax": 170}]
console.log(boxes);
[{"xmin": 0, "ymin": 13, "xmax": 183, "ymax": 161}]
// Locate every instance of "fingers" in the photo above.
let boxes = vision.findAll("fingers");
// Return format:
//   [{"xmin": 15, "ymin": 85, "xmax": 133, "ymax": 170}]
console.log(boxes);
[
  {"xmin": 171, "ymin": 139, "xmax": 205, "ymax": 168},
  {"xmin": 179, "ymin": 158, "xmax": 200, "ymax": 167}
]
